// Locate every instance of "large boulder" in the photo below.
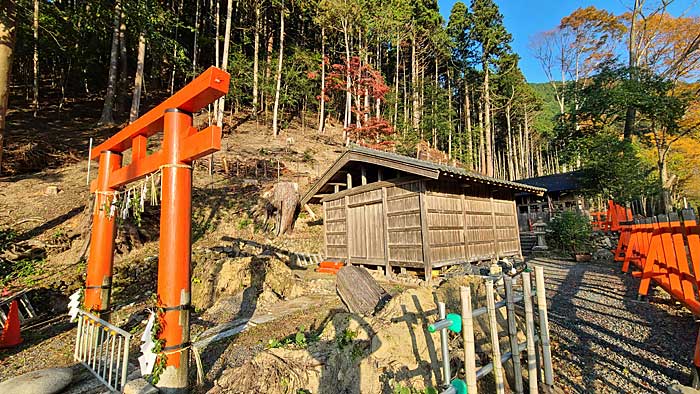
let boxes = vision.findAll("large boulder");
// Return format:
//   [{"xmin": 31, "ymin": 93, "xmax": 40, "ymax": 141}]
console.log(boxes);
[{"xmin": 0, "ymin": 367, "xmax": 72, "ymax": 394}]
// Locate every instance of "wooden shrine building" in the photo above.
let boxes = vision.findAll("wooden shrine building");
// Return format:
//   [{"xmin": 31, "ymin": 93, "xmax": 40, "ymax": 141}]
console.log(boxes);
[{"xmin": 301, "ymin": 145, "xmax": 546, "ymax": 280}]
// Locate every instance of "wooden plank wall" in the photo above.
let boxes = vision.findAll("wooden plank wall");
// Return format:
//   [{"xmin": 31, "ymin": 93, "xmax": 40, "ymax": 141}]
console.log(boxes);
[
  {"xmin": 323, "ymin": 177, "xmax": 522, "ymax": 271},
  {"xmin": 347, "ymin": 189, "xmax": 385, "ymax": 264},
  {"xmin": 386, "ymin": 181, "xmax": 423, "ymax": 268},
  {"xmin": 426, "ymin": 179, "xmax": 521, "ymax": 265},
  {"xmin": 324, "ymin": 198, "xmax": 347, "ymax": 260}
]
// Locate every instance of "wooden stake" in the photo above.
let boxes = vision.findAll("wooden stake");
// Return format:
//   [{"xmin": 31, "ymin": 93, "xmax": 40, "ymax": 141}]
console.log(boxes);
[
  {"xmin": 486, "ymin": 280, "xmax": 505, "ymax": 394},
  {"xmin": 535, "ymin": 266, "xmax": 553, "ymax": 385},
  {"xmin": 461, "ymin": 286, "xmax": 478, "ymax": 394},
  {"xmin": 522, "ymin": 272, "xmax": 538, "ymax": 394},
  {"xmin": 505, "ymin": 277, "xmax": 524, "ymax": 394}
]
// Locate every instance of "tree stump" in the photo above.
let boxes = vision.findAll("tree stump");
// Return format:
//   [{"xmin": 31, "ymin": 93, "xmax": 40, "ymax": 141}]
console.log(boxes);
[{"xmin": 336, "ymin": 266, "xmax": 390, "ymax": 316}]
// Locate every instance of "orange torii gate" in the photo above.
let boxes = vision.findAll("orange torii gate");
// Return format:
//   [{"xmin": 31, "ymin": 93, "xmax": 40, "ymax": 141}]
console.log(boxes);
[{"xmin": 84, "ymin": 67, "xmax": 229, "ymax": 392}]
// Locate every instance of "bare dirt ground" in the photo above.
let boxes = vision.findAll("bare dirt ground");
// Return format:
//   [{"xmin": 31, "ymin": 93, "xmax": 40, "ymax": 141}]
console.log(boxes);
[{"xmin": 534, "ymin": 257, "xmax": 696, "ymax": 393}]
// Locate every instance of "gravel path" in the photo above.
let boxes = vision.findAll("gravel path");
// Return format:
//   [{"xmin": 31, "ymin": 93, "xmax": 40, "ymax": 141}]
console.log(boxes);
[{"xmin": 532, "ymin": 257, "xmax": 696, "ymax": 393}]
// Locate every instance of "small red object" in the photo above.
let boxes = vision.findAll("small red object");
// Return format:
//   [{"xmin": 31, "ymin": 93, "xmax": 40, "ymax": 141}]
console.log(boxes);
[
  {"xmin": 316, "ymin": 261, "xmax": 345, "ymax": 275},
  {"xmin": 0, "ymin": 300, "xmax": 23, "ymax": 348},
  {"xmin": 1, "ymin": 288, "xmax": 10, "ymax": 297}
]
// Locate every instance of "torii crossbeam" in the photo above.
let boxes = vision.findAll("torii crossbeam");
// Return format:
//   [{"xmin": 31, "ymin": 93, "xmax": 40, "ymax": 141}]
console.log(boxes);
[{"xmin": 84, "ymin": 66, "xmax": 230, "ymax": 393}]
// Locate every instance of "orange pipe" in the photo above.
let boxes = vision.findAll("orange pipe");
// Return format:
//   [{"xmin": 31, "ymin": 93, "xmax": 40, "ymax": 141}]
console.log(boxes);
[
  {"xmin": 157, "ymin": 109, "xmax": 193, "ymax": 375},
  {"xmin": 84, "ymin": 151, "xmax": 122, "ymax": 315}
]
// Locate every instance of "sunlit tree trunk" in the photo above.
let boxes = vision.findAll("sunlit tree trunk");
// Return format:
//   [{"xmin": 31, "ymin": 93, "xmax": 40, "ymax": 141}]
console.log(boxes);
[
  {"xmin": 318, "ymin": 26, "xmax": 325, "ymax": 134},
  {"xmin": 129, "ymin": 31, "xmax": 146, "ymax": 123},
  {"xmin": 192, "ymin": 0, "xmax": 200, "ymax": 76},
  {"xmin": 216, "ymin": 0, "xmax": 233, "ymax": 128},
  {"xmin": 98, "ymin": 0, "xmax": 121, "ymax": 125},
  {"xmin": 271, "ymin": 5, "xmax": 284, "ymax": 136},
  {"xmin": 447, "ymin": 68, "xmax": 452, "ymax": 159},
  {"xmin": 483, "ymin": 58, "xmax": 493, "ymax": 176},
  {"xmin": 252, "ymin": 1, "xmax": 260, "ymax": 113},
  {"xmin": 0, "ymin": 0, "xmax": 17, "ymax": 175},
  {"xmin": 32, "ymin": 0, "xmax": 38, "ymax": 117},
  {"xmin": 411, "ymin": 24, "xmax": 420, "ymax": 133},
  {"xmin": 465, "ymin": 79, "xmax": 473, "ymax": 169},
  {"xmin": 117, "ymin": 11, "xmax": 127, "ymax": 113},
  {"xmin": 393, "ymin": 34, "xmax": 400, "ymax": 128}
]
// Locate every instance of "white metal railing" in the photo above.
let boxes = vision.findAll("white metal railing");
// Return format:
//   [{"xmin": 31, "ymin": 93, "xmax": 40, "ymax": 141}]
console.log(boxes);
[
  {"xmin": 0, "ymin": 290, "xmax": 38, "ymax": 325},
  {"xmin": 74, "ymin": 309, "xmax": 132, "ymax": 392}
]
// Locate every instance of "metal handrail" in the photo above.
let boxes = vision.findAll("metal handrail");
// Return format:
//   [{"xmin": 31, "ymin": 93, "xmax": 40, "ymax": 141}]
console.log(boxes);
[{"xmin": 73, "ymin": 308, "xmax": 132, "ymax": 392}]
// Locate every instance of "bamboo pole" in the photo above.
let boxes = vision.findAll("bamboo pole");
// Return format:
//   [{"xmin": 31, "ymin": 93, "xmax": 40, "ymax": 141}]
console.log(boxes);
[
  {"xmin": 461, "ymin": 286, "xmax": 478, "ymax": 394},
  {"xmin": 505, "ymin": 277, "xmax": 524, "ymax": 394},
  {"xmin": 438, "ymin": 302, "xmax": 451, "ymax": 386},
  {"xmin": 486, "ymin": 280, "xmax": 505, "ymax": 394},
  {"xmin": 535, "ymin": 266, "xmax": 553, "ymax": 385},
  {"xmin": 522, "ymin": 272, "xmax": 538, "ymax": 394}
]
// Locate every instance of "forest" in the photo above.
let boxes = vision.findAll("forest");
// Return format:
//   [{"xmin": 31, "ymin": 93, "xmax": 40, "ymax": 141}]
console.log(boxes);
[{"xmin": 0, "ymin": 0, "xmax": 699, "ymax": 212}]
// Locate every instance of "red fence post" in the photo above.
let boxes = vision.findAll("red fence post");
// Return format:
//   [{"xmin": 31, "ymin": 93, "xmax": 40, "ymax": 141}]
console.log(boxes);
[
  {"xmin": 156, "ymin": 109, "xmax": 194, "ymax": 393},
  {"xmin": 84, "ymin": 151, "xmax": 122, "ymax": 315}
]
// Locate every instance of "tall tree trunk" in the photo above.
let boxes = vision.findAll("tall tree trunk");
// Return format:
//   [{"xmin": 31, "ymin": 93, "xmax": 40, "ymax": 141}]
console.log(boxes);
[
  {"xmin": 432, "ymin": 57, "xmax": 437, "ymax": 148},
  {"xmin": 32, "ymin": 0, "xmax": 38, "ymax": 117},
  {"xmin": 216, "ymin": 0, "xmax": 233, "ymax": 128},
  {"xmin": 402, "ymin": 56, "xmax": 407, "ymax": 132},
  {"xmin": 447, "ymin": 68, "xmax": 452, "ymax": 159},
  {"xmin": 170, "ymin": 0, "xmax": 184, "ymax": 95},
  {"xmin": 214, "ymin": 0, "xmax": 220, "ymax": 68},
  {"xmin": 393, "ymin": 34, "xmax": 400, "ymax": 128},
  {"xmin": 483, "ymin": 59, "xmax": 493, "ymax": 176},
  {"xmin": 263, "ymin": 31, "xmax": 273, "ymax": 116},
  {"xmin": 117, "ymin": 11, "xmax": 127, "ymax": 113},
  {"xmin": 129, "ymin": 31, "xmax": 146, "ymax": 123},
  {"xmin": 0, "ymin": 0, "xmax": 17, "ymax": 175},
  {"xmin": 252, "ymin": 1, "xmax": 260, "ymax": 113},
  {"xmin": 478, "ymin": 98, "xmax": 484, "ymax": 173},
  {"xmin": 624, "ymin": 0, "xmax": 641, "ymax": 140},
  {"xmin": 342, "ymin": 18, "xmax": 351, "ymax": 138},
  {"xmin": 271, "ymin": 5, "xmax": 284, "ymax": 136},
  {"xmin": 318, "ymin": 26, "xmax": 325, "ymax": 134},
  {"xmin": 411, "ymin": 25, "xmax": 420, "ymax": 133},
  {"xmin": 464, "ymin": 79, "xmax": 473, "ymax": 169},
  {"xmin": 98, "ymin": 0, "xmax": 121, "ymax": 125},
  {"xmin": 192, "ymin": 0, "xmax": 200, "ymax": 76},
  {"xmin": 506, "ymin": 93, "xmax": 514, "ymax": 180}
]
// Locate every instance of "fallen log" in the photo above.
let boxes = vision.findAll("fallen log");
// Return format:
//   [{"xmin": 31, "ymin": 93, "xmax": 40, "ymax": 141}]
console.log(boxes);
[{"xmin": 336, "ymin": 265, "xmax": 390, "ymax": 316}]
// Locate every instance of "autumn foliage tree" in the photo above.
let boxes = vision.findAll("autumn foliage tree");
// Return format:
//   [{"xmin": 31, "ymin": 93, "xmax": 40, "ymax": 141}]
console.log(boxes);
[{"xmin": 325, "ymin": 56, "xmax": 393, "ymax": 143}]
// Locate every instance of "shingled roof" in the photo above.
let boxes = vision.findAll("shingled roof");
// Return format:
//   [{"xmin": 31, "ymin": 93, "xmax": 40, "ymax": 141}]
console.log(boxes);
[
  {"xmin": 301, "ymin": 144, "xmax": 546, "ymax": 204},
  {"xmin": 516, "ymin": 171, "xmax": 584, "ymax": 193}
]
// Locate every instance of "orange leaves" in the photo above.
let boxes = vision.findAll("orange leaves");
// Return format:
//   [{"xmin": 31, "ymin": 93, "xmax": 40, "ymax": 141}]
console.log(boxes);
[{"xmin": 622, "ymin": 12, "xmax": 700, "ymax": 80}]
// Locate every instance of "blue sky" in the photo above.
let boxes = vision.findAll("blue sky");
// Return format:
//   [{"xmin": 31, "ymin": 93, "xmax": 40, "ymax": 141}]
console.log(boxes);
[{"xmin": 437, "ymin": 0, "xmax": 699, "ymax": 82}]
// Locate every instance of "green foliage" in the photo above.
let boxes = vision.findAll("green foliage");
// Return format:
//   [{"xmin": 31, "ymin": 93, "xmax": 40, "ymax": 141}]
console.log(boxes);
[
  {"xmin": 336, "ymin": 328, "xmax": 357, "ymax": 350},
  {"xmin": 0, "ymin": 227, "xmax": 44, "ymax": 287},
  {"xmin": 576, "ymin": 132, "xmax": 658, "ymax": 201},
  {"xmin": 392, "ymin": 384, "xmax": 439, "ymax": 394},
  {"xmin": 546, "ymin": 211, "xmax": 593, "ymax": 253},
  {"xmin": 267, "ymin": 326, "xmax": 317, "ymax": 349}
]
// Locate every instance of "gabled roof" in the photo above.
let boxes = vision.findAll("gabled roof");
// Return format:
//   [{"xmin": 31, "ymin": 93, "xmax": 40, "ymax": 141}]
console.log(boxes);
[
  {"xmin": 516, "ymin": 171, "xmax": 583, "ymax": 193},
  {"xmin": 301, "ymin": 144, "xmax": 546, "ymax": 204}
]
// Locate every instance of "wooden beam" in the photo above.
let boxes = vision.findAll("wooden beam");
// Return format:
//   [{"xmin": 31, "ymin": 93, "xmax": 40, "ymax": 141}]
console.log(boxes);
[
  {"xmin": 361, "ymin": 166, "xmax": 367, "ymax": 185},
  {"xmin": 323, "ymin": 201, "xmax": 328, "ymax": 258},
  {"xmin": 345, "ymin": 196, "xmax": 351, "ymax": 264},
  {"xmin": 91, "ymin": 67, "xmax": 229, "ymax": 159},
  {"xmin": 346, "ymin": 172, "xmax": 353, "ymax": 189},
  {"xmin": 304, "ymin": 204, "xmax": 317, "ymax": 220},
  {"xmin": 490, "ymin": 195, "xmax": 499, "ymax": 260},
  {"xmin": 381, "ymin": 186, "xmax": 390, "ymax": 279},
  {"xmin": 418, "ymin": 180, "xmax": 432, "ymax": 282}
]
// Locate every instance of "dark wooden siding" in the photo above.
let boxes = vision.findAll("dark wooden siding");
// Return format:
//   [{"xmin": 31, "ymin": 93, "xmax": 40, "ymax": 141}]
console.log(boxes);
[{"xmin": 322, "ymin": 177, "xmax": 522, "ymax": 278}]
